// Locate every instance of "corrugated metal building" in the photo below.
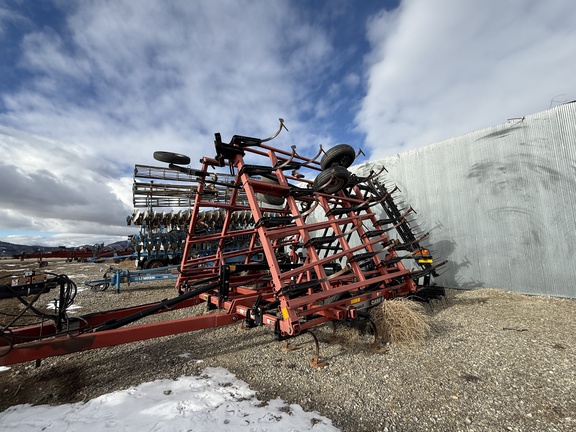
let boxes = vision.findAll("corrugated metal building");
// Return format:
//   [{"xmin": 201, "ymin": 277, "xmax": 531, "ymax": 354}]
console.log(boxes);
[{"xmin": 353, "ymin": 102, "xmax": 576, "ymax": 298}]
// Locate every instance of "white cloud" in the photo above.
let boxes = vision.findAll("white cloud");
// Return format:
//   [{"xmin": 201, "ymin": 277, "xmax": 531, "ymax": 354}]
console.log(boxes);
[
  {"xmin": 3, "ymin": 230, "xmax": 131, "ymax": 249},
  {"xmin": 3, "ymin": 0, "xmax": 335, "ymax": 161},
  {"xmin": 9, "ymin": 0, "xmax": 574, "ymax": 247},
  {"xmin": 0, "ymin": 0, "xmax": 346, "ymax": 246},
  {"xmin": 0, "ymin": 3, "xmax": 29, "ymax": 38},
  {"xmin": 357, "ymin": 0, "xmax": 576, "ymax": 158},
  {"xmin": 3, "ymin": 1, "xmax": 346, "ymax": 174},
  {"xmin": 0, "ymin": 125, "xmax": 136, "ymax": 245}
]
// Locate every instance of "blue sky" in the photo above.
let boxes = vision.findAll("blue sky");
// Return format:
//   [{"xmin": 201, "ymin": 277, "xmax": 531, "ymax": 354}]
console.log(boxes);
[{"xmin": 1, "ymin": 0, "xmax": 575, "ymax": 247}]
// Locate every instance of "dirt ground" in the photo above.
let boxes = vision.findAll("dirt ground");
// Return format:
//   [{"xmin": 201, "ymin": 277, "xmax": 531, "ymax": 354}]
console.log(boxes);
[{"xmin": 1, "ymin": 258, "xmax": 575, "ymax": 431}]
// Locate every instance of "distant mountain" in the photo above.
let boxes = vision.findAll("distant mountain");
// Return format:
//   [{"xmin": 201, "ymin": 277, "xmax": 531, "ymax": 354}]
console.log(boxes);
[
  {"xmin": 0, "ymin": 241, "xmax": 59, "ymax": 257},
  {"xmin": 0, "ymin": 240, "xmax": 132, "ymax": 258},
  {"xmin": 106, "ymin": 240, "xmax": 132, "ymax": 250}
]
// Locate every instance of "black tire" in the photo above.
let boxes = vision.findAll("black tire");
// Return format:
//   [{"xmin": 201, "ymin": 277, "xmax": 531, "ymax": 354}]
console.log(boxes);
[
  {"xmin": 313, "ymin": 166, "xmax": 351, "ymax": 194},
  {"xmin": 153, "ymin": 151, "xmax": 191, "ymax": 165},
  {"xmin": 256, "ymin": 176, "xmax": 286, "ymax": 206},
  {"xmin": 92, "ymin": 282, "xmax": 110, "ymax": 292},
  {"xmin": 320, "ymin": 144, "xmax": 356, "ymax": 170},
  {"xmin": 145, "ymin": 259, "xmax": 166, "ymax": 269}
]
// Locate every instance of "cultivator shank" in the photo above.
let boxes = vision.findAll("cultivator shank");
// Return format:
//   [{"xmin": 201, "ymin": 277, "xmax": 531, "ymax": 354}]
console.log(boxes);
[{"xmin": 0, "ymin": 121, "xmax": 444, "ymax": 366}]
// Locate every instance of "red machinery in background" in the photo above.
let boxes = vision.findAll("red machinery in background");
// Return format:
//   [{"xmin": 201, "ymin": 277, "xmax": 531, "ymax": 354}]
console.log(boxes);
[
  {"xmin": 12, "ymin": 245, "xmax": 135, "ymax": 266},
  {"xmin": 0, "ymin": 120, "xmax": 444, "ymax": 366}
]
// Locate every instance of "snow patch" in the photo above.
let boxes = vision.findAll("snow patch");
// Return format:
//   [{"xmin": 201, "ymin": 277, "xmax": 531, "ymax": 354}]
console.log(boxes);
[{"xmin": 0, "ymin": 367, "xmax": 339, "ymax": 431}]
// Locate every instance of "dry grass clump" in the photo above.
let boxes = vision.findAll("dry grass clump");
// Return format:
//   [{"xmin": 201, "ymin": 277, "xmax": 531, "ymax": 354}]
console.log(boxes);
[{"xmin": 370, "ymin": 298, "xmax": 431, "ymax": 345}]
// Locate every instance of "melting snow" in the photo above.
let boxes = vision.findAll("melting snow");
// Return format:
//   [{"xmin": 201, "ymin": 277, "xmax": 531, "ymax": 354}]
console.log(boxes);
[{"xmin": 0, "ymin": 367, "xmax": 339, "ymax": 431}]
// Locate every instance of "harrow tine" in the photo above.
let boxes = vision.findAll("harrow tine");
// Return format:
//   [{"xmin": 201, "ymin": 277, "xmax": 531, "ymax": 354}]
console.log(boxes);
[
  {"xmin": 242, "ymin": 210, "xmax": 250, "ymax": 225},
  {"xmin": 275, "ymin": 145, "xmax": 297, "ymax": 170},
  {"xmin": 369, "ymin": 319, "xmax": 388, "ymax": 354},
  {"xmin": 281, "ymin": 340, "xmax": 297, "ymax": 352},
  {"xmin": 391, "ymin": 218, "xmax": 410, "ymax": 231},
  {"xmin": 300, "ymin": 144, "xmax": 324, "ymax": 168},
  {"xmin": 166, "ymin": 210, "xmax": 174, "ymax": 226},
  {"xmin": 315, "ymin": 171, "xmax": 337, "ymax": 192},
  {"xmin": 217, "ymin": 210, "xmax": 226, "ymax": 224},
  {"xmin": 289, "ymin": 200, "xmax": 319, "ymax": 220},
  {"xmin": 326, "ymin": 264, "xmax": 351, "ymax": 280},
  {"xmin": 343, "ymin": 222, "xmax": 362, "ymax": 237},
  {"xmin": 357, "ymin": 166, "xmax": 387, "ymax": 184},
  {"xmin": 230, "ymin": 211, "xmax": 240, "ymax": 226},
  {"xmin": 308, "ymin": 331, "xmax": 328, "ymax": 368},
  {"xmin": 182, "ymin": 209, "xmax": 192, "ymax": 225},
  {"xmin": 380, "ymin": 185, "xmax": 399, "ymax": 199},
  {"xmin": 260, "ymin": 117, "xmax": 289, "ymax": 143}
]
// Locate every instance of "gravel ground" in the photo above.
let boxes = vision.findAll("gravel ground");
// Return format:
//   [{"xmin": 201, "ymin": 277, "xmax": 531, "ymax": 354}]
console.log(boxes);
[{"xmin": 1, "ymin": 259, "xmax": 575, "ymax": 431}]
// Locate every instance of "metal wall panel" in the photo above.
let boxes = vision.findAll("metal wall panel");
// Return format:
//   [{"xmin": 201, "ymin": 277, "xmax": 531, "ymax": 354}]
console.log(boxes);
[{"xmin": 352, "ymin": 103, "xmax": 576, "ymax": 298}]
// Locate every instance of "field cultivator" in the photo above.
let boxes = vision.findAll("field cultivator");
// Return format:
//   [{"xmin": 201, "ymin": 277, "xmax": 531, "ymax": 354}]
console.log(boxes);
[{"xmin": 0, "ymin": 120, "xmax": 445, "ymax": 366}]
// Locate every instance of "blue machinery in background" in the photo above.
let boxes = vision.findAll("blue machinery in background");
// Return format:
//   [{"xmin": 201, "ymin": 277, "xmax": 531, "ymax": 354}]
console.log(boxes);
[
  {"xmin": 84, "ymin": 251, "xmax": 264, "ymax": 292},
  {"xmin": 84, "ymin": 265, "xmax": 179, "ymax": 293}
]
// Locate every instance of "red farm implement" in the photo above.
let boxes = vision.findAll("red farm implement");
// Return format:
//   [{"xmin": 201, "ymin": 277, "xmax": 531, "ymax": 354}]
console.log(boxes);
[
  {"xmin": 0, "ymin": 120, "xmax": 445, "ymax": 366},
  {"xmin": 12, "ymin": 245, "xmax": 135, "ymax": 266}
]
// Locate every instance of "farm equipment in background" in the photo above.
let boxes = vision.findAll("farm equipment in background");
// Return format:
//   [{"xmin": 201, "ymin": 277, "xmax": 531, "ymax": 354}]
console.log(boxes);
[
  {"xmin": 13, "ymin": 244, "xmax": 134, "ymax": 267},
  {"xmin": 0, "ymin": 119, "xmax": 445, "ymax": 366},
  {"xmin": 84, "ymin": 265, "xmax": 180, "ymax": 293},
  {"xmin": 127, "ymin": 164, "xmax": 245, "ymax": 269},
  {"xmin": 84, "ymin": 163, "xmax": 261, "ymax": 290}
]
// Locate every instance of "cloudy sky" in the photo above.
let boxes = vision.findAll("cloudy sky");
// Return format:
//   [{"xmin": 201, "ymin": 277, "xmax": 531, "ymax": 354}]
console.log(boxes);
[{"xmin": 1, "ymin": 0, "xmax": 574, "ymax": 247}]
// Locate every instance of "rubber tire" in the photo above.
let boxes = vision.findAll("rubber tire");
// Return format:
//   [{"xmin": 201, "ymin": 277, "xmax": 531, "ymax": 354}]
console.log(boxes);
[
  {"xmin": 145, "ymin": 259, "xmax": 166, "ymax": 269},
  {"xmin": 153, "ymin": 151, "xmax": 191, "ymax": 165},
  {"xmin": 92, "ymin": 282, "xmax": 110, "ymax": 292},
  {"xmin": 313, "ymin": 166, "xmax": 351, "ymax": 194},
  {"xmin": 256, "ymin": 176, "xmax": 286, "ymax": 206},
  {"xmin": 320, "ymin": 144, "xmax": 356, "ymax": 170}
]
